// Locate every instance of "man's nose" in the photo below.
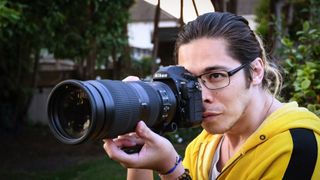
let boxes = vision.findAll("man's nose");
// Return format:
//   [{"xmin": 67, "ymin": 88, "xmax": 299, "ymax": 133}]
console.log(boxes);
[{"xmin": 200, "ymin": 82, "xmax": 215, "ymax": 103}]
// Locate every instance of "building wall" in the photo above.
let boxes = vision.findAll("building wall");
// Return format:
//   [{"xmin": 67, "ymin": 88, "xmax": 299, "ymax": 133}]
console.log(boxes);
[
  {"xmin": 128, "ymin": 20, "xmax": 179, "ymax": 61},
  {"xmin": 27, "ymin": 88, "xmax": 52, "ymax": 125}
]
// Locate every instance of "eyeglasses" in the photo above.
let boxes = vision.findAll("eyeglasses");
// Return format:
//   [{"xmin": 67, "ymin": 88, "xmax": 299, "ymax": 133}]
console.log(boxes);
[{"xmin": 196, "ymin": 62, "xmax": 251, "ymax": 90}]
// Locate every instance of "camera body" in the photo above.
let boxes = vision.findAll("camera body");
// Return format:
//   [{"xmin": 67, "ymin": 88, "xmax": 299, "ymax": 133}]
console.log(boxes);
[
  {"xmin": 152, "ymin": 66, "xmax": 202, "ymax": 130},
  {"xmin": 47, "ymin": 65, "xmax": 203, "ymax": 144}
]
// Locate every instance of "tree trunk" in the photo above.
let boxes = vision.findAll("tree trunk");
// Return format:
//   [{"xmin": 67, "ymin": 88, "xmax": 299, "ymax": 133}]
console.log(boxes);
[
  {"xmin": 76, "ymin": 58, "xmax": 85, "ymax": 80},
  {"xmin": 152, "ymin": 0, "xmax": 160, "ymax": 73},
  {"xmin": 20, "ymin": 48, "xmax": 40, "ymax": 126},
  {"xmin": 274, "ymin": 0, "xmax": 285, "ymax": 50},
  {"xmin": 179, "ymin": 0, "xmax": 184, "ymax": 28},
  {"xmin": 121, "ymin": 19, "xmax": 132, "ymax": 78},
  {"xmin": 226, "ymin": 0, "xmax": 237, "ymax": 14},
  {"xmin": 192, "ymin": 0, "xmax": 199, "ymax": 16},
  {"xmin": 85, "ymin": 37, "xmax": 97, "ymax": 80},
  {"xmin": 84, "ymin": 1, "xmax": 97, "ymax": 80},
  {"xmin": 211, "ymin": 0, "xmax": 225, "ymax": 12},
  {"xmin": 112, "ymin": 47, "xmax": 119, "ymax": 79}
]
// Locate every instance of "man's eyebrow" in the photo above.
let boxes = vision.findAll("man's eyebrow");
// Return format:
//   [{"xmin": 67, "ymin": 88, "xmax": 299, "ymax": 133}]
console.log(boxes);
[{"xmin": 203, "ymin": 65, "xmax": 228, "ymax": 72}]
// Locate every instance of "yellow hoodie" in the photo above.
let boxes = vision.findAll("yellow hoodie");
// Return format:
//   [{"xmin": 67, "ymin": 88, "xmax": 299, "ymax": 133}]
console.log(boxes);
[{"xmin": 183, "ymin": 102, "xmax": 320, "ymax": 180}]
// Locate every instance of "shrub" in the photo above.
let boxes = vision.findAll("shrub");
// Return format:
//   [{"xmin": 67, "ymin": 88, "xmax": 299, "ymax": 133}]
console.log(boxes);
[{"xmin": 280, "ymin": 21, "xmax": 320, "ymax": 116}]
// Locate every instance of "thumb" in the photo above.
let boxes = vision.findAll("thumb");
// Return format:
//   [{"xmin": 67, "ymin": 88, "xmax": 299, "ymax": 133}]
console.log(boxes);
[{"xmin": 136, "ymin": 121, "xmax": 158, "ymax": 142}]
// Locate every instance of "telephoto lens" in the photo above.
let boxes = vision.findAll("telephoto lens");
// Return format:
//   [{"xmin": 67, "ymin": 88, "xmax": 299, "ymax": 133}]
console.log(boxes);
[
  {"xmin": 47, "ymin": 79, "xmax": 177, "ymax": 144},
  {"xmin": 47, "ymin": 66, "xmax": 203, "ymax": 145}
]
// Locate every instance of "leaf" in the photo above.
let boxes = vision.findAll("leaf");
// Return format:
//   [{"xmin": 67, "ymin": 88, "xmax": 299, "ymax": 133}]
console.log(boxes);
[
  {"xmin": 301, "ymin": 79, "xmax": 311, "ymax": 89},
  {"xmin": 297, "ymin": 69, "xmax": 304, "ymax": 76},
  {"xmin": 296, "ymin": 30, "xmax": 304, "ymax": 36},
  {"xmin": 296, "ymin": 53, "xmax": 303, "ymax": 60},
  {"xmin": 309, "ymin": 29, "xmax": 317, "ymax": 35},
  {"xmin": 307, "ymin": 104, "xmax": 316, "ymax": 112},
  {"xmin": 303, "ymin": 21, "xmax": 310, "ymax": 32},
  {"xmin": 285, "ymin": 59, "xmax": 294, "ymax": 67},
  {"xmin": 298, "ymin": 45, "xmax": 306, "ymax": 53},
  {"xmin": 281, "ymin": 37, "xmax": 293, "ymax": 47}
]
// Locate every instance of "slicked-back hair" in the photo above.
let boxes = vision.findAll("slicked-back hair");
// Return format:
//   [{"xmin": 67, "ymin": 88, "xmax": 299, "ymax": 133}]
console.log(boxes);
[{"xmin": 174, "ymin": 12, "xmax": 282, "ymax": 95}]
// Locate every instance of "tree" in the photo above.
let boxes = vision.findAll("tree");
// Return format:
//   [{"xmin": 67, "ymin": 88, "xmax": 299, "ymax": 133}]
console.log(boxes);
[
  {"xmin": 210, "ymin": 0, "xmax": 237, "ymax": 13},
  {"xmin": 255, "ymin": 0, "xmax": 320, "ymax": 115},
  {"xmin": 48, "ymin": 0, "xmax": 134, "ymax": 80},
  {"xmin": 0, "ymin": 0, "xmax": 20, "ymax": 25},
  {"xmin": 255, "ymin": 0, "xmax": 312, "ymax": 51},
  {"xmin": 280, "ymin": 0, "xmax": 320, "ymax": 116},
  {"xmin": 0, "ymin": 0, "xmax": 134, "ymax": 131}
]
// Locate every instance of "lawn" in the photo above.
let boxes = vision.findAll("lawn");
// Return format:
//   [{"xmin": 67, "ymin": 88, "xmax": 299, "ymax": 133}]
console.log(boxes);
[
  {"xmin": 1, "ymin": 157, "xmax": 127, "ymax": 180},
  {"xmin": 0, "ymin": 125, "xmax": 192, "ymax": 180},
  {"xmin": 1, "ymin": 144, "xmax": 187, "ymax": 180}
]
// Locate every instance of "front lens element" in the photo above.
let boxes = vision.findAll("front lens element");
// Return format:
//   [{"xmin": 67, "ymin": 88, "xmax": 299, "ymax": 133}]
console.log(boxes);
[{"xmin": 58, "ymin": 85, "xmax": 91, "ymax": 139}]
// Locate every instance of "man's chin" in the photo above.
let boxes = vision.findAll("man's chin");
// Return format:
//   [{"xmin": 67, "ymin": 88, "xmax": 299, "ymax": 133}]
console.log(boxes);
[{"xmin": 201, "ymin": 121, "xmax": 227, "ymax": 134}]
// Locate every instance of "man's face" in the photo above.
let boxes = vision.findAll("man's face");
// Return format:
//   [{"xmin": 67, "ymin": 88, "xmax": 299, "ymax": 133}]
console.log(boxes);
[{"xmin": 178, "ymin": 38, "xmax": 253, "ymax": 134}]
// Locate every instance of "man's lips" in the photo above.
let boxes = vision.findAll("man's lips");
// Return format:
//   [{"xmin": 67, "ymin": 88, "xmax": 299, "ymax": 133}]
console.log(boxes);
[{"xmin": 202, "ymin": 111, "xmax": 222, "ymax": 118}]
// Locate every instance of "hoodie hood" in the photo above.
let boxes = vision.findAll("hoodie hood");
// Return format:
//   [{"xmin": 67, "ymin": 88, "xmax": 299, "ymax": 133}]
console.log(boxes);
[
  {"xmin": 239, "ymin": 101, "xmax": 320, "ymax": 154},
  {"xmin": 183, "ymin": 101, "xmax": 320, "ymax": 180}
]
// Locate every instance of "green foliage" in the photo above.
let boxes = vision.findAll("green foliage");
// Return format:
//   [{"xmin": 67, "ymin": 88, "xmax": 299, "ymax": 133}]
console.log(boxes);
[
  {"xmin": 280, "ymin": 21, "xmax": 320, "ymax": 116},
  {"xmin": 255, "ymin": 0, "xmax": 312, "ymax": 44},
  {"xmin": 0, "ymin": 1, "xmax": 21, "ymax": 26},
  {"xmin": 255, "ymin": 0, "xmax": 320, "ymax": 116},
  {"xmin": 48, "ymin": 0, "xmax": 134, "ymax": 63},
  {"xmin": 0, "ymin": 1, "xmax": 37, "ymax": 128},
  {"xmin": 132, "ymin": 56, "xmax": 153, "ymax": 78},
  {"xmin": 254, "ymin": 0, "xmax": 271, "ymax": 38},
  {"xmin": 165, "ymin": 127, "xmax": 203, "ymax": 144}
]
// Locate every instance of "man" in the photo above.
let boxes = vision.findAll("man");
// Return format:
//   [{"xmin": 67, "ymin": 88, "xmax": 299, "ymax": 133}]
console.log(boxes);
[{"xmin": 104, "ymin": 12, "xmax": 320, "ymax": 180}]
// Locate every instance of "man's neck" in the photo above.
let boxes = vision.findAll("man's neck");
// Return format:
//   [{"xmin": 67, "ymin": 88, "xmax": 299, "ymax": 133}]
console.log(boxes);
[
  {"xmin": 217, "ymin": 92, "xmax": 273, "ymax": 171},
  {"xmin": 226, "ymin": 90, "xmax": 274, "ymax": 147}
]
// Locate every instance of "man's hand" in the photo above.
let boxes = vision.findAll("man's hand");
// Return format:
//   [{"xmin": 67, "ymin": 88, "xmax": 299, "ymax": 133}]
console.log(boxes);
[{"xmin": 103, "ymin": 121, "xmax": 179, "ymax": 174}]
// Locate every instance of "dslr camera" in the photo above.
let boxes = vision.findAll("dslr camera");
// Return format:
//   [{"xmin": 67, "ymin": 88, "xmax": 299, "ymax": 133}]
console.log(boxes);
[{"xmin": 47, "ymin": 66, "xmax": 202, "ymax": 145}]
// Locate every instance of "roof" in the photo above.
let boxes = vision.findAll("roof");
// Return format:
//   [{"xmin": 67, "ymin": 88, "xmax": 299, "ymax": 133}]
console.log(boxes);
[{"xmin": 129, "ymin": 0, "xmax": 178, "ymax": 22}]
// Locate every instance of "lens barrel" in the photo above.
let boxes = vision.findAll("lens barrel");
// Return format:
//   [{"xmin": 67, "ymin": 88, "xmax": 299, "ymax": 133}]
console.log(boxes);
[{"xmin": 47, "ymin": 79, "xmax": 177, "ymax": 144}]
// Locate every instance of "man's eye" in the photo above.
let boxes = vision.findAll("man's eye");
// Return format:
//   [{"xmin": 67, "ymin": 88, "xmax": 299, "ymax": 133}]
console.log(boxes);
[{"xmin": 208, "ymin": 72, "xmax": 227, "ymax": 79}]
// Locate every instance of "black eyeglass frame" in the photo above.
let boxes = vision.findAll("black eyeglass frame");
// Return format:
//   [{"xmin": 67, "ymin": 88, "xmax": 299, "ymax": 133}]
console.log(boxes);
[{"xmin": 196, "ymin": 62, "xmax": 251, "ymax": 90}]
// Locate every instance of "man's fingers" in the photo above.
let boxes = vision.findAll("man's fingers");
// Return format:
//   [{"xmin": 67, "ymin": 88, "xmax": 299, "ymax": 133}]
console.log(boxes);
[
  {"xmin": 113, "ymin": 138, "xmax": 137, "ymax": 147},
  {"xmin": 136, "ymin": 121, "xmax": 158, "ymax": 142},
  {"xmin": 103, "ymin": 139, "xmax": 137, "ymax": 167},
  {"xmin": 114, "ymin": 133, "xmax": 145, "ymax": 146}
]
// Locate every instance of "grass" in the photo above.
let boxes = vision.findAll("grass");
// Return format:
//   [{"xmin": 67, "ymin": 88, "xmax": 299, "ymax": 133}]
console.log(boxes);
[
  {"xmin": 0, "ymin": 123, "xmax": 191, "ymax": 180},
  {"xmin": 1, "ymin": 157, "xmax": 127, "ymax": 180},
  {"xmin": 1, "ymin": 143, "xmax": 188, "ymax": 180}
]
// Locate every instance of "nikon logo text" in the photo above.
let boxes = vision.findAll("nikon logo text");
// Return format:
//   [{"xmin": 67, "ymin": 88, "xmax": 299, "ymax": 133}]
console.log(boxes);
[{"xmin": 154, "ymin": 73, "xmax": 168, "ymax": 78}]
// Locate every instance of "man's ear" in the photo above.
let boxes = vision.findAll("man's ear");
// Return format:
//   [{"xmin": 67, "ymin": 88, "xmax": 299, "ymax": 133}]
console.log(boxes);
[{"xmin": 250, "ymin": 58, "xmax": 264, "ymax": 86}]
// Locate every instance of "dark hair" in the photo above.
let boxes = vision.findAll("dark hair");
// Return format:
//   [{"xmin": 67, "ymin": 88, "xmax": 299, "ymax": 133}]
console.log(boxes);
[{"xmin": 175, "ymin": 12, "xmax": 282, "ymax": 95}]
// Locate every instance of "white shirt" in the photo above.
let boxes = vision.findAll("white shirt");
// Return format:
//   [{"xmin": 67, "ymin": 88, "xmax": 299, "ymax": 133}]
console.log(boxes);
[{"xmin": 209, "ymin": 137, "xmax": 224, "ymax": 179}]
